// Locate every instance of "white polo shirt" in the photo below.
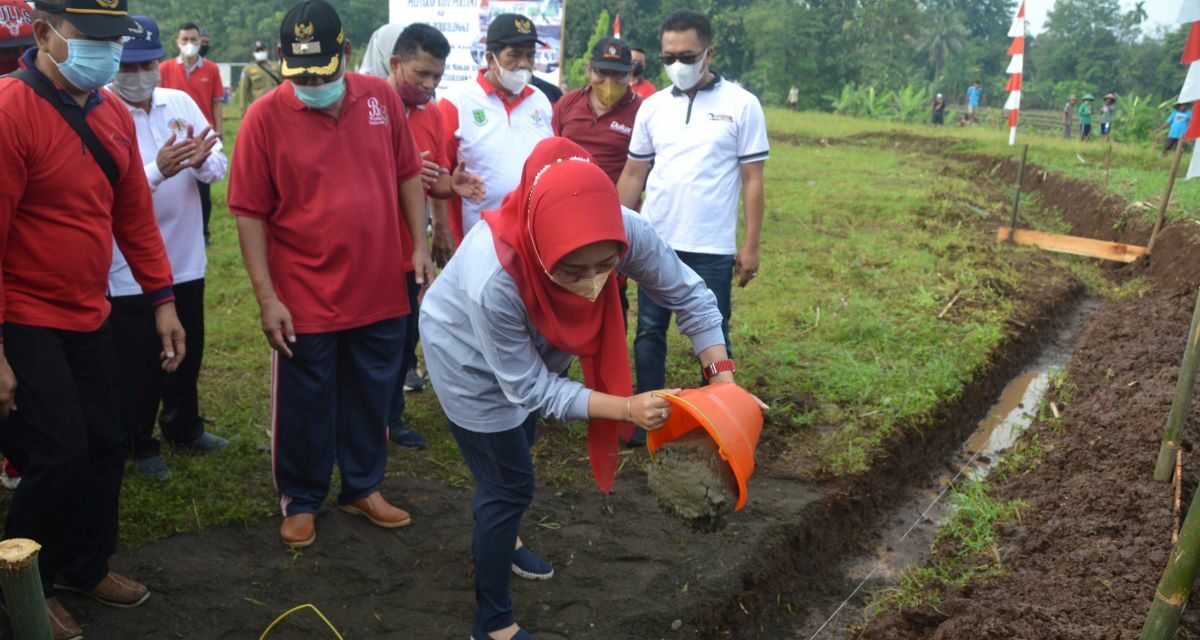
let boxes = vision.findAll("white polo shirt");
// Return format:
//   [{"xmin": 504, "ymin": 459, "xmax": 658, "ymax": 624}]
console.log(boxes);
[
  {"xmin": 108, "ymin": 87, "xmax": 228, "ymax": 296},
  {"xmin": 439, "ymin": 71, "xmax": 553, "ymax": 235},
  {"xmin": 628, "ymin": 74, "xmax": 769, "ymax": 255}
]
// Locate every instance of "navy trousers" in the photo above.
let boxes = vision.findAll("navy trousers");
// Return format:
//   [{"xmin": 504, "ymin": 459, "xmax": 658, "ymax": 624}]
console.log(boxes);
[
  {"xmin": 272, "ymin": 316, "xmax": 406, "ymax": 515},
  {"xmin": 387, "ymin": 270, "xmax": 421, "ymax": 429},
  {"xmin": 450, "ymin": 414, "xmax": 538, "ymax": 632},
  {"xmin": 635, "ymin": 251, "xmax": 734, "ymax": 392}
]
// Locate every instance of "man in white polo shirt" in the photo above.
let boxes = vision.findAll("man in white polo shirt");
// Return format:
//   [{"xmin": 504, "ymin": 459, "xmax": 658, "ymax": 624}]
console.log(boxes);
[
  {"xmin": 617, "ymin": 9, "xmax": 768, "ymax": 447},
  {"xmin": 437, "ymin": 13, "xmax": 552, "ymax": 245},
  {"xmin": 107, "ymin": 14, "xmax": 229, "ymax": 478}
]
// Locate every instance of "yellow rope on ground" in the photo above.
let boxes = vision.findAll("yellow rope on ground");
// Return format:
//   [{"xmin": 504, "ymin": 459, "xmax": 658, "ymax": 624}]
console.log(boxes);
[{"xmin": 259, "ymin": 603, "xmax": 345, "ymax": 640}]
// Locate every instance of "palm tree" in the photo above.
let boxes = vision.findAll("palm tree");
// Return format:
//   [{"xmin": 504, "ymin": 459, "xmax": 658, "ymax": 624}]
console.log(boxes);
[{"xmin": 910, "ymin": 10, "xmax": 969, "ymax": 83}]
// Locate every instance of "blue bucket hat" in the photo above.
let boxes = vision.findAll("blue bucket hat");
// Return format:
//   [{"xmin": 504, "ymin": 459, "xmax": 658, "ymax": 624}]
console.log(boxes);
[{"xmin": 121, "ymin": 15, "xmax": 166, "ymax": 64}]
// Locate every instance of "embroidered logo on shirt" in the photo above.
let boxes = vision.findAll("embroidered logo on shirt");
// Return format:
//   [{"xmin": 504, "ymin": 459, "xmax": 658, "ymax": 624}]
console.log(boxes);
[
  {"xmin": 367, "ymin": 97, "xmax": 388, "ymax": 126},
  {"xmin": 167, "ymin": 118, "xmax": 189, "ymax": 135},
  {"xmin": 472, "ymin": 109, "xmax": 487, "ymax": 125},
  {"xmin": 532, "ymin": 111, "xmax": 544, "ymax": 128},
  {"xmin": 708, "ymin": 113, "xmax": 734, "ymax": 122},
  {"xmin": 609, "ymin": 121, "xmax": 632, "ymax": 136}
]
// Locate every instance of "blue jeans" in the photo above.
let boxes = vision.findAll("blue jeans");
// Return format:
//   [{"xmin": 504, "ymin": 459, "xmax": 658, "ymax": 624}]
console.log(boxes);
[
  {"xmin": 450, "ymin": 414, "xmax": 538, "ymax": 632},
  {"xmin": 635, "ymin": 251, "xmax": 733, "ymax": 393}
]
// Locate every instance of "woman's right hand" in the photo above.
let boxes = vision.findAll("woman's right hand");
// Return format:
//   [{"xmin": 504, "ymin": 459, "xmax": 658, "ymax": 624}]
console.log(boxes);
[{"xmin": 629, "ymin": 389, "xmax": 682, "ymax": 431}]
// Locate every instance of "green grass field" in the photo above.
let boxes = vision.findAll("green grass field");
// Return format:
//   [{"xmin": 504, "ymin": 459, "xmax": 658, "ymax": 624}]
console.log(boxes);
[{"xmin": 111, "ymin": 109, "xmax": 1135, "ymax": 546}]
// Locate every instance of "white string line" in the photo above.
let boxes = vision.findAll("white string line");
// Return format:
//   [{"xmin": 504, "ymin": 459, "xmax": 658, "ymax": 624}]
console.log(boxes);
[{"xmin": 806, "ymin": 445, "xmax": 989, "ymax": 640}]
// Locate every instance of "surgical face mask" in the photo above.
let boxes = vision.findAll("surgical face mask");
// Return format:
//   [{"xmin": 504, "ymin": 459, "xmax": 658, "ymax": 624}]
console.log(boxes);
[
  {"xmin": 293, "ymin": 74, "xmax": 345, "ymax": 109},
  {"xmin": 551, "ymin": 270, "xmax": 611, "ymax": 303},
  {"xmin": 665, "ymin": 57, "xmax": 705, "ymax": 92},
  {"xmin": 593, "ymin": 80, "xmax": 626, "ymax": 108},
  {"xmin": 48, "ymin": 24, "xmax": 122, "ymax": 91},
  {"xmin": 253, "ymin": 50, "xmax": 269, "ymax": 62},
  {"xmin": 632, "ymin": 62, "xmax": 645, "ymax": 78},
  {"xmin": 112, "ymin": 68, "xmax": 159, "ymax": 104},
  {"xmin": 179, "ymin": 42, "xmax": 200, "ymax": 58},
  {"xmin": 490, "ymin": 54, "xmax": 530, "ymax": 94}
]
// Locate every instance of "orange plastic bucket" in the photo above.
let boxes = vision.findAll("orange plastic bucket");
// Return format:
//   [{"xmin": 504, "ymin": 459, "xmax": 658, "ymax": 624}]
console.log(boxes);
[{"xmin": 647, "ymin": 384, "xmax": 763, "ymax": 511}]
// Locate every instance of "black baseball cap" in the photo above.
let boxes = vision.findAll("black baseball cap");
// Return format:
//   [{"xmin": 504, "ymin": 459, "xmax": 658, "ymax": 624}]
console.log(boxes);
[
  {"xmin": 486, "ymin": 13, "xmax": 543, "ymax": 46},
  {"xmin": 589, "ymin": 37, "xmax": 632, "ymax": 73},
  {"xmin": 279, "ymin": 0, "xmax": 344, "ymax": 79},
  {"xmin": 33, "ymin": 0, "xmax": 147, "ymax": 39}
]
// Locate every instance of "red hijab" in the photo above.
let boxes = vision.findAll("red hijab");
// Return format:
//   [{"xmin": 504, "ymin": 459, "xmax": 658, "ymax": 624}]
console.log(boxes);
[{"xmin": 483, "ymin": 138, "xmax": 633, "ymax": 493}]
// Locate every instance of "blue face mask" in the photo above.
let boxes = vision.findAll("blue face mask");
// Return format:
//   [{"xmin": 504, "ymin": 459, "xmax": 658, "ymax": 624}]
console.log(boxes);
[
  {"xmin": 48, "ymin": 24, "xmax": 122, "ymax": 91},
  {"xmin": 293, "ymin": 75, "xmax": 346, "ymax": 109}
]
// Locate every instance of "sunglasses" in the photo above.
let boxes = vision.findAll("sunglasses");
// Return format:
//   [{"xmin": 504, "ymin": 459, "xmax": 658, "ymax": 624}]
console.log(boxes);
[{"xmin": 660, "ymin": 50, "xmax": 707, "ymax": 66}]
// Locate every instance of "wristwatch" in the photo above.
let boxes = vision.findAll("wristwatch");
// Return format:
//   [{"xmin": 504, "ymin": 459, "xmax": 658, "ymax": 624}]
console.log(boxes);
[{"xmin": 702, "ymin": 359, "xmax": 736, "ymax": 380}]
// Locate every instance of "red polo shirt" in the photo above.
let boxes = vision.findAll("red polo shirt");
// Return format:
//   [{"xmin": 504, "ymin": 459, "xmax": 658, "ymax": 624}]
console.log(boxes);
[
  {"xmin": 552, "ymin": 86, "xmax": 641, "ymax": 183},
  {"xmin": 159, "ymin": 57, "xmax": 223, "ymax": 126},
  {"xmin": 631, "ymin": 78, "xmax": 657, "ymax": 101},
  {"xmin": 402, "ymin": 101, "xmax": 448, "ymax": 273},
  {"xmin": 228, "ymin": 73, "xmax": 424, "ymax": 333},
  {"xmin": 0, "ymin": 52, "xmax": 173, "ymax": 333}
]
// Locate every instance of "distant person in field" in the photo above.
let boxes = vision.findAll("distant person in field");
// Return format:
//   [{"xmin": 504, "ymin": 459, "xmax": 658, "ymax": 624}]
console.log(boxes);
[
  {"xmin": 617, "ymin": 9, "xmax": 768, "ymax": 447},
  {"xmin": 228, "ymin": 0, "xmax": 431, "ymax": 549},
  {"xmin": 1160, "ymin": 103, "xmax": 1192, "ymax": 154},
  {"xmin": 629, "ymin": 46, "xmax": 656, "ymax": 99},
  {"xmin": 787, "ymin": 84, "xmax": 799, "ymax": 110},
  {"xmin": 965, "ymin": 80, "xmax": 982, "ymax": 124},
  {"xmin": 1078, "ymin": 94, "xmax": 1094, "ymax": 141},
  {"xmin": 931, "ymin": 92, "xmax": 945, "ymax": 125},
  {"xmin": 237, "ymin": 40, "xmax": 281, "ymax": 111},
  {"xmin": 1100, "ymin": 94, "xmax": 1116, "ymax": 139},
  {"xmin": 1062, "ymin": 95, "xmax": 1076, "ymax": 139}
]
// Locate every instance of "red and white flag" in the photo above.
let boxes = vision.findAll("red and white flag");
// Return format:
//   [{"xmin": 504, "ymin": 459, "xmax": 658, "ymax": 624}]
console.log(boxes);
[
  {"xmin": 1174, "ymin": 0, "xmax": 1200, "ymax": 178},
  {"xmin": 1005, "ymin": 1, "xmax": 1025, "ymax": 145},
  {"xmin": 613, "ymin": 14, "xmax": 621, "ymax": 39}
]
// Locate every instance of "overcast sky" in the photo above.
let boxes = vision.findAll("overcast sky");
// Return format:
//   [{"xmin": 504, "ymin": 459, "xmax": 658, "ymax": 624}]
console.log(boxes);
[{"xmin": 1024, "ymin": 0, "xmax": 1176, "ymax": 35}]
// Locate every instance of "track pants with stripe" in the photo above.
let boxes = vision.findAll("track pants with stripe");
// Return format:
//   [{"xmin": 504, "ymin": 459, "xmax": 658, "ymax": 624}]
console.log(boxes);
[{"xmin": 272, "ymin": 316, "xmax": 406, "ymax": 516}]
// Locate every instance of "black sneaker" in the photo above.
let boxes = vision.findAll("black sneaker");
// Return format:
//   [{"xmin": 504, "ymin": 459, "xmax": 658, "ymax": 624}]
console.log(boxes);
[{"xmin": 403, "ymin": 368, "xmax": 425, "ymax": 392}]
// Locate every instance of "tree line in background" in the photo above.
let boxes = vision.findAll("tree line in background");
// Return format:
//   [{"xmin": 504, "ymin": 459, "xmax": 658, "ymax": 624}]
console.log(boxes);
[{"xmin": 144, "ymin": 0, "xmax": 1187, "ymax": 115}]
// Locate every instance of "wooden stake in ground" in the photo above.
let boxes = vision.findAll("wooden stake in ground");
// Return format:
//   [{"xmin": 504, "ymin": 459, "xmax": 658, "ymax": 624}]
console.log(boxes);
[
  {"xmin": 1140, "ymin": 476, "xmax": 1200, "ymax": 639},
  {"xmin": 1154, "ymin": 288, "xmax": 1200, "ymax": 483},
  {"xmin": 1007, "ymin": 144, "xmax": 1029, "ymax": 243},
  {"xmin": 1148, "ymin": 139, "xmax": 1187, "ymax": 254},
  {"xmin": 1105, "ymin": 139, "xmax": 1113, "ymax": 187},
  {"xmin": 0, "ymin": 539, "xmax": 51, "ymax": 640}
]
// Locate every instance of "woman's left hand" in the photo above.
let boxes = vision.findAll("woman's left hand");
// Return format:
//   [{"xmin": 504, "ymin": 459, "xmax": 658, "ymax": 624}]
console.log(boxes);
[{"xmin": 630, "ymin": 389, "xmax": 682, "ymax": 431}]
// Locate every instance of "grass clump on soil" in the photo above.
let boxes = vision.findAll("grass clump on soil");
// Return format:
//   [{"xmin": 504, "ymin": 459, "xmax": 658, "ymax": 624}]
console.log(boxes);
[
  {"xmin": 10, "ymin": 109, "xmax": 1069, "ymax": 547},
  {"xmin": 860, "ymin": 479, "xmax": 1025, "ymax": 620}
]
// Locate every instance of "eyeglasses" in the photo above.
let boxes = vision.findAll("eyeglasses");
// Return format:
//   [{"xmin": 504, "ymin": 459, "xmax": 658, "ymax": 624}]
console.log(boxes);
[{"xmin": 660, "ymin": 50, "xmax": 706, "ymax": 66}]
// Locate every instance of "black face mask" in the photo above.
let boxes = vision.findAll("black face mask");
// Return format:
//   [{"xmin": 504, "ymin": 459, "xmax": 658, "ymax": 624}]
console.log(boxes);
[
  {"xmin": 632, "ymin": 62, "xmax": 645, "ymax": 78},
  {"xmin": 199, "ymin": 43, "xmax": 210, "ymax": 58}
]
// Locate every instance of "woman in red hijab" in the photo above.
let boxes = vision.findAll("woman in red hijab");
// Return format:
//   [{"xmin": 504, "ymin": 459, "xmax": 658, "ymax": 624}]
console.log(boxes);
[{"xmin": 420, "ymin": 138, "xmax": 739, "ymax": 640}]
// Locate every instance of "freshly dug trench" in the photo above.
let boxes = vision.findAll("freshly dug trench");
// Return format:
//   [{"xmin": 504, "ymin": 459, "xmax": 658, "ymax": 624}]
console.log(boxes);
[{"xmin": 647, "ymin": 430, "xmax": 738, "ymax": 531}]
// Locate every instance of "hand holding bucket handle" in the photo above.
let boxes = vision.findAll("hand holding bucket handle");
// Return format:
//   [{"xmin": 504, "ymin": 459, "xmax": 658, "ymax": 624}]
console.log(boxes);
[{"xmin": 628, "ymin": 389, "xmax": 682, "ymax": 431}]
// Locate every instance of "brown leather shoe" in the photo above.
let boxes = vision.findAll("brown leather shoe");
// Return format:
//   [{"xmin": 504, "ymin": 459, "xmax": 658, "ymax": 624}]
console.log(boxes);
[
  {"xmin": 339, "ymin": 491, "xmax": 412, "ymax": 528},
  {"xmin": 54, "ymin": 571, "xmax": 149, "ymax": 608},
  {"xmin": 280, "ymin": 512, "xmax": 316, "ymax": 548},
  {"xmin": 46, "ymin": 597, "xmax": 83, "ymax": 640}
]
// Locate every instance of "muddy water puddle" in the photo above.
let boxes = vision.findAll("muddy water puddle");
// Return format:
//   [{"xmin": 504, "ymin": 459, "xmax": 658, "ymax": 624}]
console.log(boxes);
[{"xmin": 796, "ymin": 298, "xmax": 1099, "ymax": 638}]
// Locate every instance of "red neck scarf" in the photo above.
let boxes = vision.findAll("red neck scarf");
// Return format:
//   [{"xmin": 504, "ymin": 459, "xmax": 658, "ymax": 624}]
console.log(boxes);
[{"xmin": 483, "ymin": 138, "xmax": 633, "ymax": 493}]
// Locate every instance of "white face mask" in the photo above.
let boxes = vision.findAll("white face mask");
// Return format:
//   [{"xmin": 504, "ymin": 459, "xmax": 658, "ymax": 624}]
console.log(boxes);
[
  {"xmin": 112, "ymin": 68, "xmax": 159, "ymax": 104},
  {"xmin": 253, "ymin": 50, "xmax": 269, "ymax": 62},
  {"xmin": 666, "ymin": 57, "xmax": 706, "ymax": 92},
  {"xmin": 491, "ymin": 54, "xmax": 531, "ymax": 95},
  {"xmin": 551, "ymin": 270, "xmax": 611, "ymax": 303},
  {"xmin": 180, "ymin": 43, "xmax": 200, "ymax": 58}
]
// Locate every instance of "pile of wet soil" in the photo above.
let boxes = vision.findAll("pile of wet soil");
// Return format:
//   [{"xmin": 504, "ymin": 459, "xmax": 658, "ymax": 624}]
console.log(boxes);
[
  {"xmin": 858, "ymin": 215, "xmax": 1200, "ymax": 637},
  {"xmin": 646, "ymin": 430, "xmax": 738, "ymax": 531}
]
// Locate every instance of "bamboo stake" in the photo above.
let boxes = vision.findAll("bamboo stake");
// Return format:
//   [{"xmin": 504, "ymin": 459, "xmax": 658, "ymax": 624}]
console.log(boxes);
[
  {"xmin": 1155, "ymin": 288, "xmax": 1200, "ymax": 482},
  {"xmin": 0, "ymin": 539, "xmax": 51, "ymax": 640},
  {"xmin": 1140, "ymin": 478, "xmax": 1200, "ymax": 639},
  {"xmin": 1007, "ymin": 144, "xmax": 1029, "ymax": 244},
  {"xmin": 1104, "ymin": 139, "xmax": 1113, "ymax": 187},
  {"xmin": 1148, "ymin": 139, "xmax": 1187, "ymax": 254},
  {"xmin": 1174, "ymin": 448, "xmax": 1183, "ymax": 545}
]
